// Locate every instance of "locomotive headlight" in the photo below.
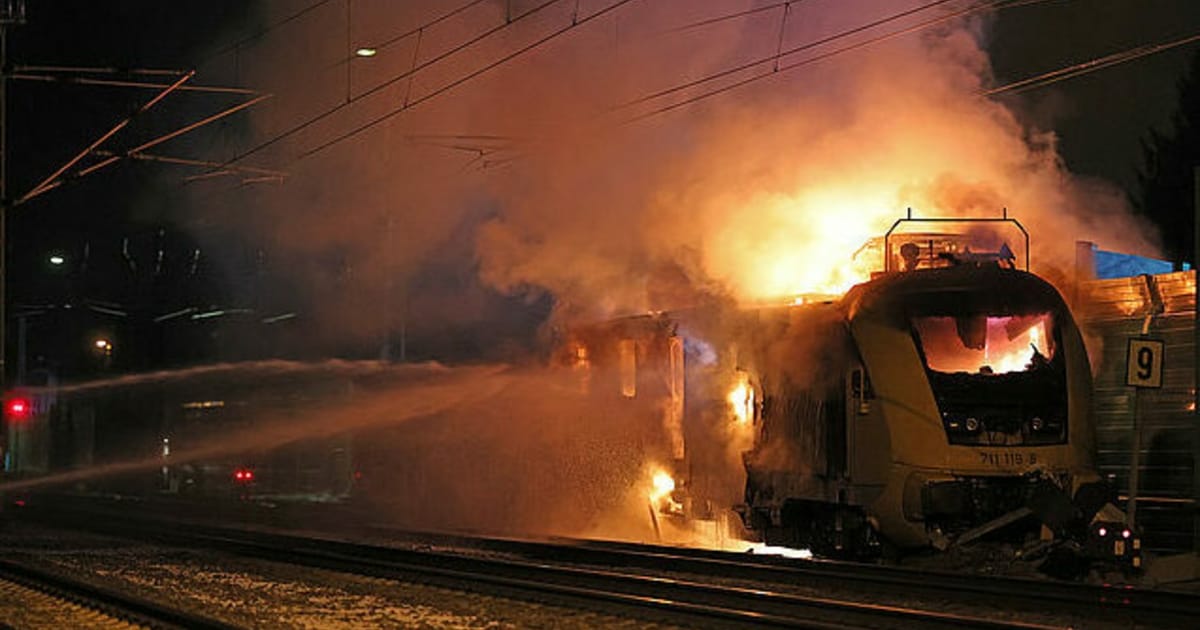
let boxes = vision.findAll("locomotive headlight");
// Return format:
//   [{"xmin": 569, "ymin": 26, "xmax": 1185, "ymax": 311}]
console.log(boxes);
[
  {"xmin": 964, "ymin": 417, "xmax": 980, "ymax": 432},
  {"xmin": 1030, "ymin": 417, "xmax": 1045, "ymax": 431}
]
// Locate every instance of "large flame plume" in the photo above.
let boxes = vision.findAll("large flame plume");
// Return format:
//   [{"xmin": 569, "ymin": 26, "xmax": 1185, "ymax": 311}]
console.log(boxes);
[{"xmin": 475, "ymin": 1, "xmax": 1159, "ymax": 316}]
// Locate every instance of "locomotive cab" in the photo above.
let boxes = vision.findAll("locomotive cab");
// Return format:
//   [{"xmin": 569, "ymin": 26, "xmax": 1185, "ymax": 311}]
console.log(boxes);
[
  {"xmin": 847, "ymin": 263, "xmax": 1097, "ymax": 550},
  {"xmin": 736, "ymin": 262, "xmax": 1099, "ymax": 556},
  {"xmin": 737, "ymin": 217, "xmax": 1123, "ymax": 563}
]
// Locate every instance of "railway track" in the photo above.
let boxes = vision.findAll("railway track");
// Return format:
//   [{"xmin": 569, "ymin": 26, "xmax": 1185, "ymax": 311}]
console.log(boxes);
[
  {"xmin": 363, "ymin": 526, "xmax": 1196, "ymax": 624},
  {"xmin": 0, "ymin": 556, "xmax": 234, "ymax": 630},
  {"xmin": 18, "ymin": 503, "xmax": 1070, "ymax": 630}
]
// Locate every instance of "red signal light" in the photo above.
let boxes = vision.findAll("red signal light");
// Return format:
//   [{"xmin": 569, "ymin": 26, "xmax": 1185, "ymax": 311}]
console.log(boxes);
[
  {"xmin": 233, "ymin": 468, "xmax": 254, "ymax": 483},
  {"xmin": 5, "ymin": 397, "xmax": 31, "ymax": 420}
]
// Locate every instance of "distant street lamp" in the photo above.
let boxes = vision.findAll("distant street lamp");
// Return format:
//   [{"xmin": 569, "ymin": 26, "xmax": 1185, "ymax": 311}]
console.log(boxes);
[
  {"xmin": 93, "ymin": 337, "xmax": 113, "ymax": 369},
  {"xmin": 48, "ymin": 254, "xmax": 64, "ymax": 266}
]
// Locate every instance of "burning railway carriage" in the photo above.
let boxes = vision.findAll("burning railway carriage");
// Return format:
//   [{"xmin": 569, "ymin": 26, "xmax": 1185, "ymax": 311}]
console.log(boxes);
[{"xmin": 564, "ymin": 219, "xmax": 1135, "ymax": 564}]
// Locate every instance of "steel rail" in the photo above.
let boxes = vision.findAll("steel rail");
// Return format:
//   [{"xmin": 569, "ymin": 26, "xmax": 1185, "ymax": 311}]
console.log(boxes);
[
  {"xmin": 28, "ymin": 506, "xmax": 1049, "ymax": 630},
  {"xmin": 30, "ymin": 494, "xmax": 1200, "ymax": 623},
  {"xmin": 363, "ymin": 525, "xmax": 1197, "ymax": 624},
  {"xmin": 29, "ymin": 494, "xmax": 1198, "ymax": 626},
  {"xmin": 0, "ymin": 557, "xmax": 236, "ymax": 630}
]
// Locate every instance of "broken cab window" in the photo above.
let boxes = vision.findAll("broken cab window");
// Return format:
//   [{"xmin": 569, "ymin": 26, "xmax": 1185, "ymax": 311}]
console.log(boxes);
[{"xmin": 913, "ymin": 313, "xmax": 1055, "ymax": 375}]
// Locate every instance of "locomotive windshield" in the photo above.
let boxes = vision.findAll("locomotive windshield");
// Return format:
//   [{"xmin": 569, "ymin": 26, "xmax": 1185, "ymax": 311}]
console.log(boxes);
[
  {"xmin": 912, "ymin": 313, "xmax": 1055, "ymax": 375},
  {"xmin": 910, "ymin": 308, "xmax": 1067, "ymax": 446}
]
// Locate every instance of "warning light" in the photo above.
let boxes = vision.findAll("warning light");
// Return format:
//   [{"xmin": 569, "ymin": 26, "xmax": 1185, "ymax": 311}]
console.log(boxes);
[
  {"xmin": 5, "ymin": 397, "xmax": 31, "ymax": 420},
  {"xmin": 232, "ymin": 468, "xmax": 255, "ymax": 483}
]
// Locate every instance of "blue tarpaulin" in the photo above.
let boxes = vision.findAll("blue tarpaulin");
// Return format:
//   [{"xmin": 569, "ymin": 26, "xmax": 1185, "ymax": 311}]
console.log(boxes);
[{"xmin": 1094, "ymin": 249, "xmax": 1176, "ymax": 279}]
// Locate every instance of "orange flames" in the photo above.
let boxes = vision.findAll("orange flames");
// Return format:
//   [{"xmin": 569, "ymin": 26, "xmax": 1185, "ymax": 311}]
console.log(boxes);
[
  {"xmin": 705, "ymin": 188, "xmax": 898, "ymax": 301},
  {"xmin": 727, "ymin": 373, "xmax": 755, "ymax": 425},
  {"xmin": 915, "ymin": 314, "xmax": 1054, "ymax": 375},
  {"xmin": 649, "ymin": 469, "xmax": 675, "ymax": 502},
  {"xmin": 647, "ymin": 466, "xmax": 683, "ymax": 516}
]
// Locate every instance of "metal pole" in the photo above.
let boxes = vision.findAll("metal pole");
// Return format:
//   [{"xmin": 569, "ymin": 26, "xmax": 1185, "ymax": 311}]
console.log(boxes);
[
  {"xmin": 0, "ymin": 3, "xmax": 25, "ymax": 481},
  {"xmin": 2, "ymin": 20, "xmax": 10, "ymax": 399},
  {"xmin": 1128, "ymin": 387, "xmax": 1141, "ymax": 527},
  {"xmin": 1193, "ymin": 165, "xmax": 1200, "ymax": 557},
  {"xmin": 15, "ymin": 313, "xmax": 24, "ymax": 384}
]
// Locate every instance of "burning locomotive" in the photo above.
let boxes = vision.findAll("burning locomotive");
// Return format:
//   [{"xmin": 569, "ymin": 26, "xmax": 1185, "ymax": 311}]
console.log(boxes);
[{"xmin": 563, "ymin": 214, "xmax": 1136, "ymax": 565}]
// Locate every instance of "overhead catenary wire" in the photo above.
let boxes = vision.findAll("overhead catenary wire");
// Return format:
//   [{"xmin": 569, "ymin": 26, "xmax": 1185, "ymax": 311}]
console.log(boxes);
[
  {"xmin": 8, "ymin": 73, "xmax": 262, "ymax": 95},
  {"xmin": 627, "ymin": 0, "xmax": 1192, "ymax": 125},
  {"xmin": 78, "ymin": 94, "xmax": 274, "ymax": 178},
  {"xmin": 130, "ymin": 0, "xmax": 1167, "ymax": 199},
  {"xmin": 179, "ymin": 0, "xmax": 987, "ymax": 197},
  {"xmin": 984, "ymin": 30, "xmax": 1200, "ymax": 96},
  {"xmin": 196, "ymin": 0, "xmax": 340, "ymax": 68},
  {"xmin": 620, "ymin": 0, "xmax": 959, "ymax": 112},
  {"xmin": 5, "ymin": 0, "xmax": 422, "ymax": 206},
  {"xmin": 153, "ymin": 4, "xmax": 621, "ymax": 227},
  {"xmin": 12, "ymin": 64, "xmax": 188, "ymax": 76},
  {"xmin": 668, "ymin": 1, "xmax": 793, "ymax": 34},
  {"xmin": 137, "ymin": 0, "xmax": 1007, "ymax": 225},
  {"xmin": 93, "ymin": 150, "xmax": 286, "ymax": 179},
  {"xmin": 294, "ymin": 0, "xmax": 640, "ymax": 161},
  {"xmin": 19, "ymin": 70, "xmax": 195, "ymax": 203},
  {"xmin": 216, "ymin": 0, "xmax": 562, "ymax": 169},
  {"xmin": 463, "ymin": 0, "xmax": 1038, "ymax": 168},
  {"xmin": 161, "ymin": 0, "xmax": 912, "ymax": 192},
  {"xmin": 358, "ymin": 0, "xmax": 488, "ymax": 56},
  {"xmin": 20, "ymin": 92, "xmax": 273, "ymax": 203}
]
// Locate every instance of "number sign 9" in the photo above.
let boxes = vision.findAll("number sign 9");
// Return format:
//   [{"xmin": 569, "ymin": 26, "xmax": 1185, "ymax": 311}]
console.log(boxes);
[{"xmin": 1126, "ymin": 338, "xmax": 1164, "ymax": 389}]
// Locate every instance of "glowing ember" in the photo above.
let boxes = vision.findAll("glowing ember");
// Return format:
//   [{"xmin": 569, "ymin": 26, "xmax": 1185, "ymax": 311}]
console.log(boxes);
[
  {"xmin": 646, "ymin": 466, "xmax": 685, "ymax": 517},
  {"xmin": 727, "ymin": 374, "xmax": 754, "ymax": 424},
  {"xmin": 742, "ymin": 543, "xmax": 814, "ymax": 559},
  {"xmin": 649, "ymin": 470, "xmax": 675, "ymax": 503}
]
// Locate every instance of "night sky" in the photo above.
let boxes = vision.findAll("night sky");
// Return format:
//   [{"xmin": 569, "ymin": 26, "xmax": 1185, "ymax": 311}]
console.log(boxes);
[
  {"xmin": 4, "ymin": 0, "xmax": 1200, "ymax": 378},
  {"xmin": 988, "ymin": 0, "xmax": 1200, "ymax": 193}
]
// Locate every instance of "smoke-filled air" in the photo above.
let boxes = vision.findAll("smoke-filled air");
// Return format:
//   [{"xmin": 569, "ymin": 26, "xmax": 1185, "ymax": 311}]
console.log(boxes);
[
  {"xmin": 188, "ymin": 0, "xmax": 1161, "ymax": 328},
  {"xmin": 112, "ymin": 0, "xmax": 1165, "ymax": 543},
  {"xmin": 474, "ymin": 0, "xmax": 1161, "ymax": 318}
]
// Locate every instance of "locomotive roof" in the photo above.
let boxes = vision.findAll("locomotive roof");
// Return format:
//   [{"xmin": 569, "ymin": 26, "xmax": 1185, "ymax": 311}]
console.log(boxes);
[{"xmin": 841, "ymin": 264, "xmax": 1068, "ymax": 320}]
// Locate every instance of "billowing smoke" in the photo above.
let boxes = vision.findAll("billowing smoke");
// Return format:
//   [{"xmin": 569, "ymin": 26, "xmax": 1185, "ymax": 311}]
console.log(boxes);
[
  {"xmin": 190, "ymin": 0, "xmax": 1160, "ymax": 340},
  {"xmin": 472, "ymin": 0, "xmax": 1159, "ymax": 318}
]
